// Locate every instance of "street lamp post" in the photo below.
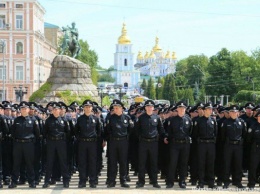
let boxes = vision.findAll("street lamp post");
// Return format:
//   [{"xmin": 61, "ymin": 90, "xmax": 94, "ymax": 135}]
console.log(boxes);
[
  {"xmin": 97, "ymin": 87, "xmax": 104, "ymax": 107},
  {"xmin": 0, "ymin": 39, "xmax": 6, "ymax": 101},
  {"xmin": 14, "ymin": 85, "xmax": 28, "ymax": 102}
]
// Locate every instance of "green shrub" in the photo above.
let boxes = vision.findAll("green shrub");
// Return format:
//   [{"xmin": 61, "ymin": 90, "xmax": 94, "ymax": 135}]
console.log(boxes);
[{"xmin": 29, "ymin": 82, "xmax": 53, "ymax": 102}]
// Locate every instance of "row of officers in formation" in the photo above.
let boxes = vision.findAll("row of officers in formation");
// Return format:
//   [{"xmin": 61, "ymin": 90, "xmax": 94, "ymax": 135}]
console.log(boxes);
[{"xmin": 0, "ymin": 98, "xmax": 260, "ymax": 190}]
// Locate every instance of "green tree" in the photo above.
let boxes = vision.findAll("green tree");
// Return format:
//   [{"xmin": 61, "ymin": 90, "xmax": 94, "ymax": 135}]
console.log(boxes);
[
  {"xmin": 162, "ymin": 75, "xmax": 170, "ymax": 99},
  {"xmin": 157, "ymin": 77, "xmax": 164, "ymax": 99},
  {"xmin": 168, "ymin": 75, "xmax": 178, "ymax": 104},
  {"xmin": 140, "ymin": 78, "xmax": 147, "ymax": 96},
  {"xmin": 205, "ymin": 48, "xmax": 235, "ymax": 98},
  {"xmin": 98, "ymin": 73, "xmax": 115, "ymax": 82},
  {"xmin": 147, "ymin": 77, "xmax": 156, "ymax": 99},
  {"xmin": 102, "ymin": 95, "xmax": 111, "ymax": 106},
  {"xmin": 76, "ymin": 39, "xmax": 99, "ymax": 85}
]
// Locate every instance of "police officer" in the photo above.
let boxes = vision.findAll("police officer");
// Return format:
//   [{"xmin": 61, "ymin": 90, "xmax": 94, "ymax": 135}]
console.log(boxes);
[
  {"xmin": 192, "ymin": 102, "xmax": 217, "ymax": 189},
  {"xmin": 0, "ymin": 104, "xmax": 5, "ymax": 188},
  {"xmin": 135, "ymin": 100, "xmax": 166, "ymax": 188},
  {"xmin": 42, "ymin": 102, "xmax": 70, "ymax": 188},
  {"xmin": 2, "ymin": 102, "xmax": 13, "ymax": 186},
  {"xmin": 74, "ymin": 100, "xmax": 101, "ymax": 188},
  {"xmin": 9, "ymin": 101, "xmax": 40, "ymax": 188},
  {"xmin": 189, "ymin": 102, "xmax": 204, "ymax": 185},
  {"xmin": 165, "ymin": 101, "xmax": 192, "ymax": 189},
  {"xmin": 247, "ymin": 111, "xmax": 260, "ymax": 189},
  {"xmin": 240, "ymin": 102, "xmax": 255, "ymax": 173},
  {"xmin": 105, "ymin": 99, "xmax": 133, "ymax": 188},
  {"xmin": 222, "ymin": 105, "xmax": 246, "ymax": 189},
  {"xmin": 215, "ymin": 106, "xmax": 227, "ymax": 186}
]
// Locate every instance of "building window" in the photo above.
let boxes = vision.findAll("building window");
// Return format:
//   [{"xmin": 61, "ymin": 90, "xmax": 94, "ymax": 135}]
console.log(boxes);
[
  {"xmin": 16, "ymin": 15, "xmax": 23, "ymax": 29},
  {"xmin": 16, "ymin": 65, "xmax": 24, "ymax": 80},
  {"xmin": 16, "ymin": 4, "xmax": 23, "ymax": 8},
  {"xmin": 0, "ymin": 15, "xmax": 5, "ymax": 29},
  {"xmin": 0, "ymin": 68, "xmax": 6, "ymax": 80},
  {"xmin": 124, "ymin": 82, "xmax": 128, "ymax": 88},
  {"xmin": 16, "ymin": 42, "xmax": 23, "ymax": 54},
  {"xmin": 124, "ymin": 59, "xmax": 127, "ymax": 66},
  {"xmin": 0, "ymin": 4, "xmax": 5, "ymax": 8}
]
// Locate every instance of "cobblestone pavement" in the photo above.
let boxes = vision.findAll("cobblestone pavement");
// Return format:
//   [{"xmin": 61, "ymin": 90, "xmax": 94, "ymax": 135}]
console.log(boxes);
[{"xmin": 1, "ymin": 151, "xmax": 259, "ymax": 194}]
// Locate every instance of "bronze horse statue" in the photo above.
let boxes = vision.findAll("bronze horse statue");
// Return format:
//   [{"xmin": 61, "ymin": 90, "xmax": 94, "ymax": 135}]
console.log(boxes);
[{"xmin": 60, "ymin": 23, "xmax": 81, "ymax": 58}]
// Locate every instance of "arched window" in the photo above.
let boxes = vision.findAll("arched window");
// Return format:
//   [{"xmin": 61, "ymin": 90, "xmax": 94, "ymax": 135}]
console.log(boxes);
[
  {"xmin": 16, "ymin": 42, "xmax": 23, "ymax": 54},
  {"xmin": 124, "ymin": 59, "xmax": 127, "ymax": 66},
  {"xmin": 124, "ymin": 82, "xmax": 128, "ymax": 88}
]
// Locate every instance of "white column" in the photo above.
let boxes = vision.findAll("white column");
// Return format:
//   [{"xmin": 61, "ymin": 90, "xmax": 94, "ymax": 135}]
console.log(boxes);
[{"xmin": 26, "ymin": 2, "xmax": 30, "ymax": 31}]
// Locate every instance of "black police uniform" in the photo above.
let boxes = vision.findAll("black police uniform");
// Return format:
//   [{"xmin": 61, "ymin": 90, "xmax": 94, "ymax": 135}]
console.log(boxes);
[
  {"xmin": 2, "ymin": 108, "xmax": 14, "ymax": 185},
  {"xmin": 193, "ymin": 113, "xmax": 217, "ymax": 188},
  {"xmin": 105, "ymin": 107, "xmax": 133, "ymax": 188},
  {"xmin": 247, "ymin": 118, "xmax": 260, "ymax": 188},
  {"xmin": 75, "ymin": 113, "xmax": 101, "ymax": 187},
  {"xmin": 240, "ymin": 103, "xmax": 255, "ymax": 172},
  {"xmin": 215, "ymin": 108, "xmax": 227, "ymax": 186},
  {"xmin": 135, "ymin": 102, "xmax": 165, "ymax": 188},
  {"xmin": 166, "ymin": 113, "xmax": 192, "ymax": 188},
  {"xmin": 33, "ymin": 114, "xmax": 44, "ymax": 184},
  {"xmin": 221, "ymin": 112, "xmax": 246, "ymax": 188},
  {"xmin": 43, "ymin": 113, "xmax": 70, "ymax": 188},
  {"xmin": 0, "ymin": 112, "xmax": 4, "ymax": 188},
  {"xmin": 9, "ymin": 110, "xmax": 40, "ymax": 188}
]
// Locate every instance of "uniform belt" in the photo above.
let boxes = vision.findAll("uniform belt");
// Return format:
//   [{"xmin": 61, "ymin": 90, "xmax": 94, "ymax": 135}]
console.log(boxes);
[
  {"xmin": 173, "ymin": 138, "xmax": 188, "ymax": 143},
  {"xmin": 48, "ymin": 136, "xmax": 64, "ymax": 141},
  {"xmin": 15, "ymin": 139, "xmax": 33, "ymax": 143},
  {"xmin": 140, "ymin": 137, "xmax": 157, "ymax": 142},
  {"xmin": 111, "ymin": 136, "xmax": 127, "ymax": 141},
  {"xmin": 79, "ymin": 137, "xmax": 97, "ymax": 142},
  {"xmin": 199, "ymin": 139, "xmax": 215, "ymax": 143},
  {"xmin": 229, "ymin": 140, "xmax": 240, "ymax": 144}
]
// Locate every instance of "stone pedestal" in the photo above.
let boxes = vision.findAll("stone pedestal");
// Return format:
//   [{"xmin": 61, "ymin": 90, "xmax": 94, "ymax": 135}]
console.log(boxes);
[{"xmin": 38, "ymin": 55, "xmax": 99, "ymax": 103}]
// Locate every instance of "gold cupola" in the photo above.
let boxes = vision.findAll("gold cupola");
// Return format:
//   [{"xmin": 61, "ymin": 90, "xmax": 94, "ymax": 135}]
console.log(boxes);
[
  {"xmin": 172, "ymin": 52, "xmax": 177, "ymax": 59},
  {"xmin": 137, "ymin": 51, "xmax": 143, "ymax": 60},
  {"xmin": 152, "ymin": 36, "xmax": 162, "ymax": 53},
  {"xmin": 118, "ymin": 23, "xmax": 131, "ymax": 44},
  {"xmin": 144, "ymin": 51, "xmax": 149, "ymax": 59},
  {"xmin": 165, "ymin": 51, "xmax": 171, "ymax": 59},
  {"xmin": 149, "ymin": 50, "xmax": 155, "ymax": 58}
]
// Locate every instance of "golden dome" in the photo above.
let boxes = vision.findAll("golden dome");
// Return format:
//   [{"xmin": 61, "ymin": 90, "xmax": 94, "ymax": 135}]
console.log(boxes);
[
  {"xmin": 165, "ymin": 51, "xmax": 171, "ymax": 59},
  {"xmin": 144, "ymin": 51, "xmax": 149, "ymax": 59},
  {"xmin": 172, "ymin": 52, "xmax": 177, "ymax": 59},
  {"xmin": 152, "ymin": 36, "xmax": 162, "ymax": 52},
  {"xmin": 137, "ymin": 51, "xmax": 143, "ymax": 60},
  {"xmin": 118, "ymin": 23, "xmax": 131, "ymax": 44},
  {"xmin": 149, "ymin": 50, "xmax": 155, "ymax": 58}
]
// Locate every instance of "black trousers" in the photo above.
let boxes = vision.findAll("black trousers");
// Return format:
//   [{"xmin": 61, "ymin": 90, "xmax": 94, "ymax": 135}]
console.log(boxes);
[
  {"xmin": 11, "ymin": 142, "xmax": 35, "ymax": 184},
  {"xmin": 44, "ymin": 140, "xmax": 69, "ymax": 183},
  {"xmin": 248, "ymin": 143, "xmax": 260, "ymax": 186},
  {"xmin": 78, "ymin": 141, "xmax": 97, "ymax": 184},
  {"xmin": 167, "ymin": 143, "xmax": 190, "ymax": 184},
  {"xmin": 158, "ymin": 140, "xmax": 169, "ymax": 177},
  {"xmin": 0, "ymin": 141, "xmax": 2, "ymax": 182},
  {"xmin": 223, "ymin": 143, "xmax": 243, "ymax": 185},
  {"xmin": 197, "ymin": 142, "xmax": 215, "ymax": 186},
  {"xmin": 108, "ymin": 139, "xmax": 128, "ymax": 184},
  {"xmin": 2, "ymin": 139, "xmax": 12, "ymax": 182},
  {"xmin": 189, "ymin": 142, "xmax": 198, "ymax": 182},
  {"xmin": 215, "ymin": 141, "xmax": 224, "ymax": 182},
  {"xmin": 34, "ymin": 140, "xmax": 42, "ymax": 182},
  {"xmin": 138, "ymin": 140, "xmax": 158, "ymax": 185}
]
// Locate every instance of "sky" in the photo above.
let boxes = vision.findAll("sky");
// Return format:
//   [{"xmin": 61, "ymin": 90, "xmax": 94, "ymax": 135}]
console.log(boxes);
[{"xmin": 39, "ymin": 0, "xmax": 260, "ymax": 69}]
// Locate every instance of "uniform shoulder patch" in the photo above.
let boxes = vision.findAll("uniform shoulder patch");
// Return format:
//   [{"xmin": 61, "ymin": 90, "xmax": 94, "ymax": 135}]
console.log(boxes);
[
  {"xmin": 248, "ymin": 128, "xmax": 252, "ymax": 133},
  {"xmin": 194, "ymin": 121, "xmax": 197, "ymax": 126}
]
